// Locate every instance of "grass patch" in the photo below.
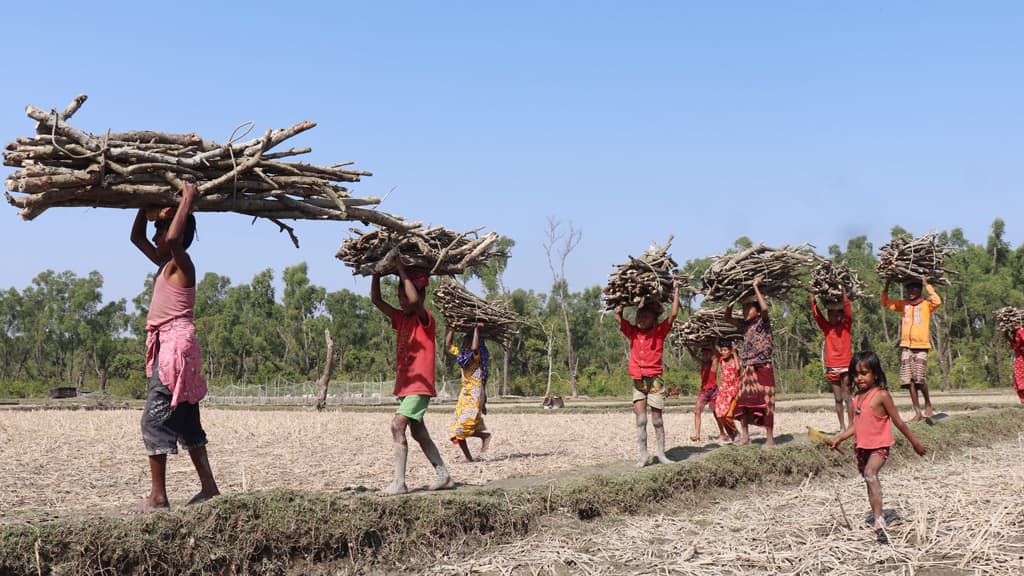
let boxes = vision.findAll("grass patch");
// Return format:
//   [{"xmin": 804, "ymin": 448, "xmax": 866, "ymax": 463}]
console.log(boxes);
[{"xmin": 2, "ymin": 407, "xmax": 1022, "ymax": 575}]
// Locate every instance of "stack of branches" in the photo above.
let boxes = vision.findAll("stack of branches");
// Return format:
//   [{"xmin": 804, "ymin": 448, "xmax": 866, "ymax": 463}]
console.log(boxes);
[
  {"xmin": 4, "ymin": 95, "xmax": 416, "ymax": 246},
  {"xmin": 701, "ymin": 242, "xmax": 817, "ymax": 304},
  {"xmin": 669, "ymin": 307, "xmax": 743, "ymax": 353},
  {"xmin": 809, "ymin": 259, "xmax": 871, "ymax": 306},
  {"xmin": 602, "ymin": 237, "xmax": 683, "ymax": 312},
  {"xmin": 875, "ymin": 232, "xmax": 957, "ymax": 285},
  {"xmin": 433, "ymin": 280, "xmax": 522, "ymax": 347},
  {"xmin": 336, "ymin": 225, "xmax": 505, "ymax": 277},
  {"xmin": 994, "ymin": 307, "xmax": 1024, "ymax": 339}
]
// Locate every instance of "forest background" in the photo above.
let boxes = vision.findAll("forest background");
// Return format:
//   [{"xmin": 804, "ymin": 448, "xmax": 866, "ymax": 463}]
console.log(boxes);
[{"xmin": 2, "ymin": 220, "xmax": 1022, "ymax": 400}]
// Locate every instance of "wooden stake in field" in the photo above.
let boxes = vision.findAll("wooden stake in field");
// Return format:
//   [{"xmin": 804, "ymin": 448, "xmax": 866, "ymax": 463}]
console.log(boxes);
[
  {"xmin": 4, "ymin": 94, "xmax": 417, "ymax": 247},
  {"xmin": 602, "ymin": 236, "xmax": 684, "ymax": 312}
]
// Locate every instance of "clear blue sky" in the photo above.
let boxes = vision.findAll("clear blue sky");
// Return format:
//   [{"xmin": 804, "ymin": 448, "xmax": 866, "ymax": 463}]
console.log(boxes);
[{"xmin": 3, "ymin": 1, "xmax": 1023, "ymax": 306}]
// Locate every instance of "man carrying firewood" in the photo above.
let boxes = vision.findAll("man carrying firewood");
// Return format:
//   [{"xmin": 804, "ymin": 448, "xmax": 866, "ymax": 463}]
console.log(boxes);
[{"xmin": 881, "ymin": 277, "xmax": 941, "ymax": 422}]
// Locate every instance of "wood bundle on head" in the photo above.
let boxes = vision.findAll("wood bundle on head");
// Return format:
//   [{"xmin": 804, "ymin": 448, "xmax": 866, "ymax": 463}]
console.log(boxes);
[
  {"xmin": 700, "ymin": 242, "xmax": 817, "ymax": 304},
  {"xmin": 809, "ymin": 259, "xmax": 871, "ymax": 306},
  {"xmin": 875, "ymin": 232, "xmax": 957, "ymax": 285},
  {"xmin": 4, "ymin": 95, "xmax": 416, "ymax": 246},
  {"xmin": 994, "ymin": 307, "xmax": 1024, "ymax": 338},
  {"xmin": 602, "ymin": 237, "xmax": 682, "ymax": 312},
  {"xmin": 433, "ymin": 281, "xmax": 521, "ymax": 347},
  {"xmin": 669, "ymin": 307, "xmax": 744, "ymax": 353},
  {"xmin": 336, "ymin": 225, "xmax": 504, "ymax": 277}
]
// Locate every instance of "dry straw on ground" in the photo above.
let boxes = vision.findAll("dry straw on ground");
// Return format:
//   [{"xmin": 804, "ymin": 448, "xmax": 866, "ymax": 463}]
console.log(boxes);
[{"xmin": 425, "ymin": 436, "xmax": 1024, "ymax": 575}]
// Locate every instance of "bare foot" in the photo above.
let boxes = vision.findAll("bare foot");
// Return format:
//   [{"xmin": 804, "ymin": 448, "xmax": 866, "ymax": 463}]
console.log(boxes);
[
  {"xmin": 122, "ymin": 497, "xmax": 169, "ymax": 515},
  {"xmin": 635, "ymin": 453, "xmax": 650, "ymax": 468},
  {"xmin": 480, "ymin": 433, "xmax": 492, "ymax": 453},
  {"xmin": 655, "ymin": 453, "xmax": 674, "ymax": 464},
  {"xmin": 924, "ymin": 407, "xmax": 936, "ymax": 418},
  {"xmin": 689, "ymin": 435, "xmax": 700, "ymax": 442},
  {"xmin": 736, "ymin": 434, "xmax": 751, "ymax": 446},
  {"xmin": 428, "ymin": 477, "xmax": 455, "ymax": 491},
  {"xmin": 186, "ymin": 490, "xmax": 220, "ymax": 506},
  {"xmin": 909, "ymin": 413, "xmax": 924, "ymax": 423},
  {"xmin": 379, "ymin": 482, "xmax": 408, "ymax": 496},
  {"xmin": 762, "ymin": 440, "xmax": 777, "ymax": 450}
]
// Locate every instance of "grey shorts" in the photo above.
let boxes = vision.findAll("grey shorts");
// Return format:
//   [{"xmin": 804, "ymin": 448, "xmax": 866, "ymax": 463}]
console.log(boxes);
[{"xmin": 141, "ymin": 359, "xmax": 208, "ymax": 456}]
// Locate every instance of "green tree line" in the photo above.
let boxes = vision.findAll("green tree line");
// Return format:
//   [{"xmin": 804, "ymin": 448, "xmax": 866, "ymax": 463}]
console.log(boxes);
[{"xmin": 2, "ymin": 220, "xmax": 1023, "ymax": 399}]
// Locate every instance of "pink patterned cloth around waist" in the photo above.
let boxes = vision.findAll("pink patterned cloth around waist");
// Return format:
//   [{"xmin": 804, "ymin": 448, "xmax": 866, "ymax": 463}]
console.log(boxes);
[{"xmin": 146, "ymin": 317, "xmax": 207, "ymax": 408}]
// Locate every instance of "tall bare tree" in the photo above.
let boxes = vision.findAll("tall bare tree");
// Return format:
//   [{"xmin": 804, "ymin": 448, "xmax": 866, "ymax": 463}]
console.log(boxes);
[{"xmin": 543, "ymin": 217, "xmax": 582, "ymax": 397}]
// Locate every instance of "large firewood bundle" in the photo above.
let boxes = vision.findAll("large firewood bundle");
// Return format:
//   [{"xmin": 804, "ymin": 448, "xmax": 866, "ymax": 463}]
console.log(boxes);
[
  {"xmin": 669, "ymin": 307, "xmax": 744, "ymax": 352},
  {"xmin": 433, "ymin": 280, "xmax": 521, "ymax": 347},
  {"xmin": 875, "ymin": 232, "xmax": 956, "ymax": 285},
  {"xmin": 994, "ymin": 307, "xmax": 1024, "ymax": 339},
  {"xmin": 4, "ymin": 95, "xmax": 415, "ymax": 245},
  {"xmin": 336, "ymin": 225, "xmax": 504, "ymax": 277},
  {"xmin": 809, "ymin": 259, "xmax": 871, "ymax": 306},
  {"xmin": 701, "ymin": 242, "xmax": 817, "ymax": 304},
  {"xmin": 602, "ymin": 237, "xmax": 682, "ymax": 312}
]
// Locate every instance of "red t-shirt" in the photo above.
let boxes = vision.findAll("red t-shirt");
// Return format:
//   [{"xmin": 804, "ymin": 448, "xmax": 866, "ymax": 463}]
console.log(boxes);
[
  {"xmin": 812, "ymin": 298, "xmax": 853, "ymax": 369},
  {"xmin": 389, "ymin": 308, "xmax": 436, "ymax": 398},
  {"xmin": 620, "ymin": 318, "xmax": 672, "ymax": 379}
]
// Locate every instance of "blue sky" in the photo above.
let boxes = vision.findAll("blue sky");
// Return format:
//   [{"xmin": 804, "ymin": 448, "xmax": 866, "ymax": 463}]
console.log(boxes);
[{"xmin": 3, "ymin": 1, "xmax": 1023, "ymax": 306}]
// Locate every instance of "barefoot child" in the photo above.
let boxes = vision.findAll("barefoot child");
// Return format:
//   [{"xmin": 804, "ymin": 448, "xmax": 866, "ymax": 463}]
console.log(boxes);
[
  {"xmin": 445, "ymin": 323, "xmax": 492, "ymax": 462},
  {"xmin": 371, "ymin": 262, "xmax": 454, "ymax": 495},
  {"xmin": 615, "ymin": 280, "xmax": 680, "ymax": 467},
  {"xmin": 687, "ymin": 345, "xmax": 726, "ymax": 442},
  {"xmin": 713, "ymin": 339, "xmax": 741, "ymax": 443},
  {"xmin": 831, "ymin": 351, "xmax": 927, "ymax": 542},
  {"xmin": 127, "ymin": 182, "xmax": 220, "ymax": 512},
  {"xmin": 811, "ymin": 290, "xmax": 854, "ymax": 431},
  {"xmin": 1010, "ymin": 326, "xmax": 1024, "ymax": 404},
  {"xmin": 725, "ymin": 275, "xmax": 777, "ymax": 448},
  {"xmin": 881, "ymin": 277, "xmax": 942, "ymax": 422}
]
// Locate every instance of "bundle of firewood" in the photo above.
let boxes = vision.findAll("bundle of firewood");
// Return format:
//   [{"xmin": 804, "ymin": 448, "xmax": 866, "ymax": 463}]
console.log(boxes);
[
  {"xmin": 701, "ymin": 242, "xmax": 817, "ymax": 304},
  {"xmin": 994, "ymin": 307, "xmax": 1024, "ymax": 339},
  {"xmin": 875, "ymin": 232, "xmax": 956, "ymax": 285},
  {"xmin": 4, "ymin": 95, "xmax": 416, "ymax": 245},
  {"xmin": 602, "ymin": 237, "xmax": 682, "ymax": 312},
  {"xmin": 809, "ymin": 259, "xmax": 871, "ymax": 306},
  {"xmin": 336, "ymin": 225, "xmax": 504, "ymax": 277},
  {"xmin": 669, "ymin": 307, "xmax": 744, "ymax": 352},
  {"xmin": 433, "ymin": 280, "xmax": 521, "ymax": 347}
]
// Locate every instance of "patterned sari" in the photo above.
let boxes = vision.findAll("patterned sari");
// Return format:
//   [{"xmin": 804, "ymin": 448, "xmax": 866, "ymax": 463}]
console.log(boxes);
[
  {"xmin": 714, "ymin": 359, "xmax": 741, "ymax": 438},
  {"xmin": 449, "ymin": 342, "xmax": 489, "ymax": 442}
]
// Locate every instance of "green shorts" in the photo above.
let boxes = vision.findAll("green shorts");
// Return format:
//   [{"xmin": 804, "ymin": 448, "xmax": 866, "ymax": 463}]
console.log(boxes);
[{"xmin": 396, "ymin": 394, "xmax": 431, "ymax": 422}]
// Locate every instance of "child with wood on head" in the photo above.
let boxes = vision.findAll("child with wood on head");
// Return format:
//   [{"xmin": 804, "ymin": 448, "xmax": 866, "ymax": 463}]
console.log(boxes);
[
  {"xmin": 687, "ymin": 344, "xmax": 727, "ymax": 442},
  {"xmin": 811, "ymin": 289, "xmax": 854, "ymax": 432},
  {"xmin": 615, "ymin": 280, "xmax": 680, "ymax": 467},
  {"xmin": 831, "ymin": 351, "xmax": 927, "ymax": 543},
  {"xmin": 725, "ymin": 275, "xmax": 777, "ymax": 448},
  {"xmin": 445, "ymin": 322, "xmax": 492, "ymax": 462},
  {"xmin": 881, "ymin": 277, "xmax": 941, "ymax": 422},
  {"xmin": 126, "ymin": 181, "xmax": 220, "ymax": 513},
  {"xmin": 1010, "ymin": 325, "xmax": 1024, "ymax": 404},
  {"xmin": 371, "ymin": 261, "xmax": 454, "ymax": 495},
  {"xmin": 712, "ymin": 338, "xmax": 741, "ymax": 443}
]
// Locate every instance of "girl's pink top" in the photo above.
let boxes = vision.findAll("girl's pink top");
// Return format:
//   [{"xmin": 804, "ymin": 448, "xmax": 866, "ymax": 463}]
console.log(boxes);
[
  {"xmin": 145, "ymin": 270, "xmax": 207, "ymax": 407},
  {"xmin": 853, "ymin": 387, "xmax": 894, "ymax": 450}
]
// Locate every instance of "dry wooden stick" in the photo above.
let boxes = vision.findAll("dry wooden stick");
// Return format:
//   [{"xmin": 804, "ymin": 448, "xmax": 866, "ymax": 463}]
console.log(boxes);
[
  {"xmin": 994, "ymin": 307, "xmax": 1024, "ymax": 339},
  {"xmin": 433, "ymin": 280, "xmax": 523, "ymax": 347},
  {"xmin": 875, "ymin": 232, "xmax": 957, "ymax": 285},
  {"xmin": 603, "ymin": 236, "xmax": 685, "ymax": 311},
  {"xmin": 336, "ymin": 226, "xmax": 505, "ymax": 277},
  {"xmin": 701, "ymin": 242, "xmax": 817, "ymax": 304},
  {"xmin": 809, "ymin": 259, "xmax": 871, "ymax": 305},
  {"xmin": 669, "ymin": 306, "xmax": 744, "ymax": 352}
]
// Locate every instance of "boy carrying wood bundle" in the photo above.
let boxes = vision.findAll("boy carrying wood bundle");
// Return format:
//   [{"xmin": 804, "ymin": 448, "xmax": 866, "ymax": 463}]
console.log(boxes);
[
  {"xmin": 810, "ymin": 289, "xmax": 854, "ymax": 432},
  {"xmin": 615, "ymin": 280, "xmax": 680, "ymax": 467},
  {"xmin": 881, "ymin": 277, "xmax": 941, "ymax": 422}
]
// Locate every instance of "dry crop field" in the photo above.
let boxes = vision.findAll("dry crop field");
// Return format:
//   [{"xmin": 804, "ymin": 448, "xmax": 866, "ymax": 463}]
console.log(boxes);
[{"xmin": 0, "ymin": 392, "xmax": 1015, "ymax": 524}]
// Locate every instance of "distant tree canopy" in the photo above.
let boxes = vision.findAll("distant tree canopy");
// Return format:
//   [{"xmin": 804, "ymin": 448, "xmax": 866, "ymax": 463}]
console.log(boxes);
[{"xmin": 2, "ymin": 222, "xmax": 1024, "ymax": 399}]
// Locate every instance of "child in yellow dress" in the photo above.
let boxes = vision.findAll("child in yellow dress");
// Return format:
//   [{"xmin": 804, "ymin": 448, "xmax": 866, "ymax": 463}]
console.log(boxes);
[{"xmin": 445, "ymin": 323, "xmax": 492, "ymax": 462}]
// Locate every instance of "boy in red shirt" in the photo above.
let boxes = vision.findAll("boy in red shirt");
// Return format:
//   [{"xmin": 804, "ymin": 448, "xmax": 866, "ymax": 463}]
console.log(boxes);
[
  {"xmin": 615, "ymin": 280, "xmax": 680, "ymax": 467},
  {"xmin": 811, "ymin": 290, "xmax": 854, "ymax": 432},
  {"xmin": 371, "ymin": 261, "xmax": 454, "ymax": 495}
]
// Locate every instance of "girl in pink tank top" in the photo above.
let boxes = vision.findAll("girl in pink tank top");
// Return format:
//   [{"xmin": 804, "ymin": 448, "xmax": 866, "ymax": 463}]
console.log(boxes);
[{"xmin": 831, "ymin": 351, "xmax": 927, "ymax": 543}]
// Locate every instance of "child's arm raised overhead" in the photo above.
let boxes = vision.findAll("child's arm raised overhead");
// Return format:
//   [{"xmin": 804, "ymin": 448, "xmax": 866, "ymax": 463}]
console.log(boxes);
[
  {"xmin": 370, "ymin": 274, "xmax": 399, "ymax": 317},
  {"xmin": 396, "ymin": 259, "xmax": 429, "ymax": 326},
  {"xmin": 131, "ymin": 209, "xmax": 160, "ymax": 266},
  {"xmin": 880, "ymin": 389, "xmax": 928, "ymax": 456},
  {"xmin": 444, "ymin": 328, "xmax": 455, "ymax": 351},
  {"xmin": 753, "ymin": 275, "xmax": 769, "ymax": 320},
  {"xmin": 666, "ymin": 279, "xmax": 681, "ymax": 325}
]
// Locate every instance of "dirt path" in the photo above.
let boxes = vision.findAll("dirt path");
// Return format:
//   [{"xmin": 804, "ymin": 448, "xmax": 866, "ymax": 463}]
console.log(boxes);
[{"xmin": 423, "ymin": 435, "xmax": 1024, "ymax": 575}]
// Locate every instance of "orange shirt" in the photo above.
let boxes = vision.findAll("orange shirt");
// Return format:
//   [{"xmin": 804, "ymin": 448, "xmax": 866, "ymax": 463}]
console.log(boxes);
[
  {"xmin": 620, "ymin": 318, "xmax": 672, "ymax": 379},
  {"xmin": 881, "ymin": 284, "xmax": 941, "ymax": 349},
  {"xmin": 853, "ymin": 387, "xmax": 894, "ymax": 449},
  {"xmin": 389, "ymin": 308, "xmax": 437, "ymax": 398}
]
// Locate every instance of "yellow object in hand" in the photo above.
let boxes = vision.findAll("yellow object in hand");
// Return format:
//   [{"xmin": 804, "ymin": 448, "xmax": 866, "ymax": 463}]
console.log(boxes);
[{"xmin": 807, "ymin": 426, "xmax": 846, "ymax": 456}]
